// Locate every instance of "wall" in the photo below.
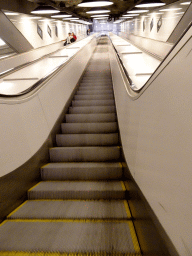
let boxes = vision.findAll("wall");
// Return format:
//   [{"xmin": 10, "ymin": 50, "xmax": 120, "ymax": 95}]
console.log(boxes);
[
  {"xmin": 2, "ymin": 10, "xmax": 87, "ymax": 49},
  {"xmin": 0, "ymin": 37, "xmax": 97, "ymax": 178},
  {"xmin": 120, "ymin": 0, "xmax": 190, "ymax": 42},
  {"xmin": 109, "ymin": 25, "xmax": 192, "ymax": 256}
]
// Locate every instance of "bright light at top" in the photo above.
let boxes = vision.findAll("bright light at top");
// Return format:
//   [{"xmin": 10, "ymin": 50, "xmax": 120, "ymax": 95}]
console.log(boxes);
[
  {"xmin": 86, "ymin": 10, "xmax": 111, "ymax": 14},
  {"xmin": 4, "ymin": 12, "xmax": 19, "ymax": 15},
  {"xmin": 122, "ymin": 14, "xmax": 139, "ymax": 16},
  {"xmin": 31, "ymin": 10, "xmax": 59, "ymax": 14},
  {"xmin": 180, "ymin": 1, "xmax": 191, "ymax": 4},
  {"xmin": 91, "ymin": 14, "xmax": 109, "ymax": 17},
  {"xmin": 127, "ymin": 9, "xmax": 149, "ymax": 13},
  {"xmin": 136, "ymin": 3, "xmax": 165, "ymax": 7},
  {"xmin": 78, "ymin": 1, "xmax": 113, "ymax": 7},
  {"xmin": 51, "ymin": 14, "xmax": 72, "ymax": 18}
]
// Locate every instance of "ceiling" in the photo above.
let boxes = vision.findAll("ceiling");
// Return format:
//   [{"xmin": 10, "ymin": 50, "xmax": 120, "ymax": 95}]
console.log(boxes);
[{"xmin": 0, "ymin": 0, "xmax": 178, "ymax": 21}]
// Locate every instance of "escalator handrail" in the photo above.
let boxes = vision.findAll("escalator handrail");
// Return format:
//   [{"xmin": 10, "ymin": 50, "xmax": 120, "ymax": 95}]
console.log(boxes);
[
  {"xmin": 108, "ymin": 36, "xmax": 134, "ymax": 88},
  {"xmin": 110, "ymin": 21, "xmax": 192, "ymax": 93},
  {"xmin": 0, "ymin": 36, "xmax": 96, "ymax": 98}
]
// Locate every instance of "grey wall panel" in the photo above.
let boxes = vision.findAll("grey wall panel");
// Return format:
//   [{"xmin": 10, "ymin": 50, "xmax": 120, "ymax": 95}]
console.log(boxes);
[
  {"xmin": 109, "ymin": 27, "xmax": 192, "ymax": 256},
  {"xmin": 0, "ymin": 11, "xmax": 33, "ymax": 53},
  {"xmin": 0, "ymin": 37, "xmax": 97, "ymax": 178}
]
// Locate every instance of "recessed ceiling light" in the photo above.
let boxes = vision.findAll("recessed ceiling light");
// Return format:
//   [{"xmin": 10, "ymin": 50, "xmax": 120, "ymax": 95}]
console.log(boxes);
[
  {"xmin": 180, "ymin": 1, "xmax": 191, "ymax": 4},
  {"xmin": 51, "ymin": 13, "xmax": 72, "ymax": 18},
  {"xmin": 135, "ymin": 0, "xmax": 165, "ymax": 8},
  {"xmin": 63, "ymin": 17, "xmax": 79, "ymax": 20},
  {"xmin": 31, "ymin": 5, "xmax": 60, "ymax": 14},
  {"xmin": 122, "ymin": 14, "xmax": 139, "ymax": 17},
  {"xmin": 94, "ymin": 17, "xmax": 108, "ymax": 19},
  {"xmin": 78, "ymin": 0, "xmax": 113, "ymax": 7},
  {"xmin": 127, "ymin": 9, "xmax": 149, "ymax": 13},
  {"xmin": 91, "ymin": 14, "xmax": 109, "ymax": 17},
  {"xmin": 4, "ymin": 12, "xmax": 19, "ymax": 15}
]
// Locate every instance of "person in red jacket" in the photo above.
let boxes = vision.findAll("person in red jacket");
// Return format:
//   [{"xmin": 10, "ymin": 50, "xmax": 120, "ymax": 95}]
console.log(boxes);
[{"xmin": 71, "ymin": 32, "xmax": 77, "ymax": 42}]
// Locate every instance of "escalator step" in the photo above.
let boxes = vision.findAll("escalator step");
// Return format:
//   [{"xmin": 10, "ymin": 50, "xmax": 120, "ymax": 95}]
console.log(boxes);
[
  {"xmin": 8, "ymin": 200, "xmax": 130, "ymax": 219},
  {"xmin": 56, "ymin": 133, "xmax": 119, "ymax": 146},
  {"xmin": 28, "ymin": 181, "xmax": 126, "ymax": 200},
  {"xmin": 66, "ymin": 113, "xmax": 116, "ymax": 123},
  {"xmin": 41, "ymin": 162, "xmax": 123, "ymax": 180},
  {"xmin": 74, "ymin": 94, "xmax": 114, "ymax": 100},
  {"xmin": 72, "ymin": 99, "xmax": 115, "ymax": 106},
  {"xmin": 0, "ymin": 221, "xmax": 140, "ymax": 254},
  {"xmin": 69, "ymin": 106, "xmax": 115, "ymax": 114},
  {"xmin": 49, "ymin": 146, "xmax": 121, "ymax": 162},
  {"xmin": 61, "ymin": 122, "xmax": 118, "ymax": 134},
  {"xmin": 76, "ymin": 90, "xmax": 113, "ymax": 95}
]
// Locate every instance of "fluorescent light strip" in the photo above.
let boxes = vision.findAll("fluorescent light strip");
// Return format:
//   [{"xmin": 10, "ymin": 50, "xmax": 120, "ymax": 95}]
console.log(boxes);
[
  {"xmin": 91, "ymin": 14, "xmax": 109, "ymax": 17},
  {"xmin": 78, "ymin": 1, "xmax": 113, "ymax": 7}
]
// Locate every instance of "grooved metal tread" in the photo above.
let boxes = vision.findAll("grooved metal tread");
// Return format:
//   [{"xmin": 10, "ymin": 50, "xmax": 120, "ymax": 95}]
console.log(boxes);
[
  {"xmin": 66, "ymin": 113, "xmax": 117, "ymax": 123},
  {"xmin": 56, "ymin": 133, "xmax": 119, "ymax": 147},
  {"xmin": 28, "ymin": 181, "xmax": 126, "ymax": 200},
  {"xmin": 41, "ymin": 162, "xmax": 123, "ymax": 180},
  {"xmin": 69, "ymin": 106, "xmax": 115, "ymax": 114},
  {"xmin": 61, "ymin": 122, "xmax": 118, "ymax": 134},
  {"xmin": 72, "ymin": 99, "xmax": 115, "ymax": 106},
  {"xmin": 0, "ymin": 221, "xmax": 140, "ymax": 254},
  {"xmin": 49, "ymin": 146, "xmax": 121, "ymax": 162},
  {"xmin": 8, "ymin": 200, "xmax": 130, "ymax": 219}
]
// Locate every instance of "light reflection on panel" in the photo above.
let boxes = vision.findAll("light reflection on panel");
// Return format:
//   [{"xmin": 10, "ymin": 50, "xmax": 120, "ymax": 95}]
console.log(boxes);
[{"xmin": 0, "ymin": 35, "xmax": 95, "ymax": 95}]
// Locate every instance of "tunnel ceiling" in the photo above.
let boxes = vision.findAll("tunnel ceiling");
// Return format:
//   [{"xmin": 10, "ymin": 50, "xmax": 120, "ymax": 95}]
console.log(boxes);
[{"xmin": 0, "ymin": 0, "xmax": 178, "ymax": 21}]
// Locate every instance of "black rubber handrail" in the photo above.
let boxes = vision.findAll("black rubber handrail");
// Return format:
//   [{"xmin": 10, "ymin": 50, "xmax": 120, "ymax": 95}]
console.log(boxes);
[
  {"xmin": 110, "ymin": 20, "xmax": 192, "ymax": 93},
  {"xmin": 108, "ymin": 36, "xmax": 134, "ymax": 88},
  {"xmin": 0, "ymin": 36, "xmax": 95, "ymax": 98}
]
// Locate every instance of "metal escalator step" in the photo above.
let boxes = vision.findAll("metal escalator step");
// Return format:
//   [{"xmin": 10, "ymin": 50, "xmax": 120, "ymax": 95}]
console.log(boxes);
[
  {"xmin": 61, "ymin": 122, "xmax": 118, "ymax": 134},
  {"xmin": 72, "ymin": 99, "xmax": 115, "ymax": 106},
  {"xmin": 76, "ymin": 90, "xmax": 113, "ymax": 95},
  {"xmin": 41, "ymin": 162, "xmax": 122, "ymax": 180},
  {"xmin": 78, "ymin": 86, "xmax": 113, "ymax": 90},
  {"xmin": 74, "ymin": 94, "xmax": 114, "ymax": 100},
  {"xmin": 0, "ymin": 221, "xmax": 140, "ymax": 254},
  {"xmin": 56, "ymin": 133, "xmax": 119, "ymax": 147},
  {"xmin": 50, "ymin": 146, "xmax": 121, "ymax": 162},
  {"xmin": 69, "ymin": 106, "xmax": 115, "ymax": 114},
  {"xmin": 66, "ymin": 113, "xmax": 116, "ymax": 123},
  {"xmin": 8, "ymin": 200, "xmax": 130, "ymax": 219},
  {"xmin": 28, "ymin": 181, "xmax": 125, "ymax": 200}
]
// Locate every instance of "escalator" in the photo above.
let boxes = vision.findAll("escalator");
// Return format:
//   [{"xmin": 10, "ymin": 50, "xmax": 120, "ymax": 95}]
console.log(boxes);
[{"xmin": 0, "ymin": 36, "xmax": 142, "ymax": 255}]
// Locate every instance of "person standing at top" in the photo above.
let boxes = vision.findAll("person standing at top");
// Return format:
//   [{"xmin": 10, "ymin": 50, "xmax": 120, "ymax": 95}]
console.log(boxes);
[{"xmin": 87, "ymin": 29, "xmax": 90, "ymax": 35}]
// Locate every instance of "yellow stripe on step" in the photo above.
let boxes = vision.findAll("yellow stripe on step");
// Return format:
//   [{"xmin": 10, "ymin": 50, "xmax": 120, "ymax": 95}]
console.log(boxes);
[
  {"xmin": 7, "ymin": 201, "xmax": 28, "ymax": 218},
  {"xmin": 121, "ymin": 181, "xmax": 126, "ymax": 191},
  {"xmin": 28, "ymin": 182, "xmax": 42, "ymax": 191},
  {"xmin": 6, "ymin": 219, "xmax": 132, "ymax": 223},
  {"xmin": 128, "ymin": 221, "xmax": 141, "ymax": 254},
  {"xmin": 0, "ymin": 252, "xmax": 142, "ymax": 256}
]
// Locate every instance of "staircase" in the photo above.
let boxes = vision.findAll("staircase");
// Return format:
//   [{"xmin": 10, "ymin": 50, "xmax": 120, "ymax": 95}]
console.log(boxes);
[{"xmin": 0, "ymin": 37, "xmax": 141, "ymax": 255}]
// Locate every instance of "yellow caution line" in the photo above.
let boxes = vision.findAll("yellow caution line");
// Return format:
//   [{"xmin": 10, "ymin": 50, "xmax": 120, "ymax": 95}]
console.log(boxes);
[
  {"xmin": 119, "ymin": 162, "xmax": 123, "ymax": 168},
  {"xmin": 28, "ymin": 182, "xmax": 42, "ymax": 191},
  {"xmin": 24, "ymin": 199, "xmax": 128, "ymax": 202},
  {"xmin": 6, "ymin": 219, "xmax": 132, "ymax": 223},
  {"xmin": 40, "ymin": 163, "xmax": 50, "ymax": 168},
  {"xmin": 128, "ymin": 222, "xmax": 141, "ymax": 254},
  {"xmin": 121, "ymin": 181, "xmax": 126, "ymax": 191},
  {"xmin": 123, "ymin": 201, "xmax": 131, "ymax": 218},
  {"xmin": 0, "ymin": 252, "xmax": 142, "ymax": 256},
  {"xmin": 7, "ymin": 201, "xmax": 28, "ymax": 218}
]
